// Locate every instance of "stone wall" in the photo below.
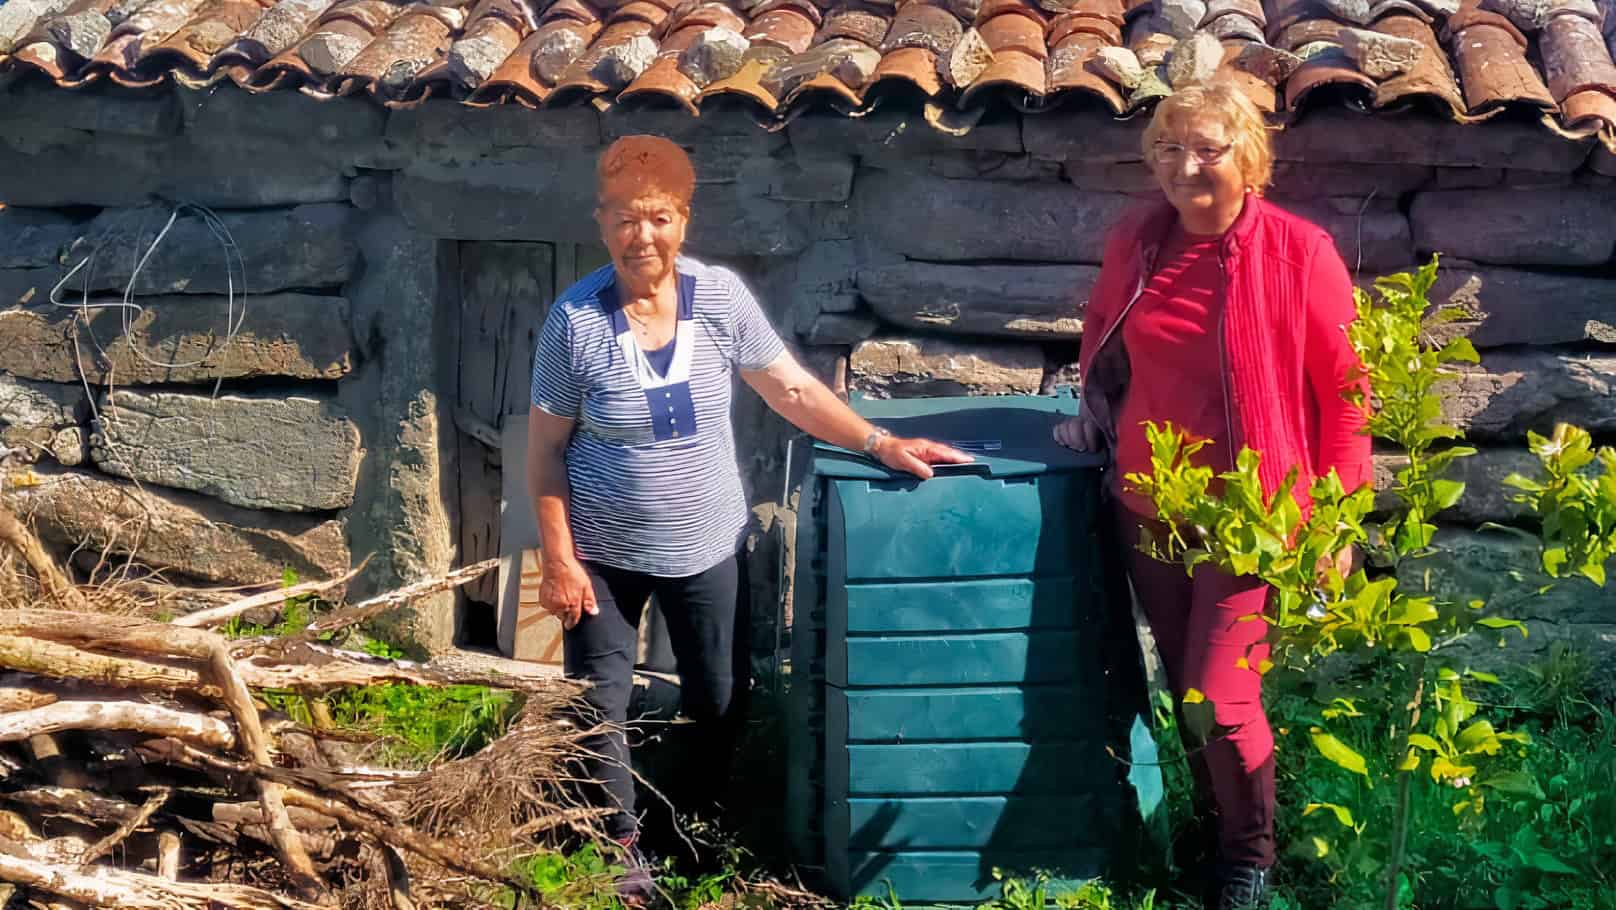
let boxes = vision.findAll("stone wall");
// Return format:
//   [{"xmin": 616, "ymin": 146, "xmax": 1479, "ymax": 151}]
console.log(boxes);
[{"xmin": 2, "ymin": 81, "xmax": 1613, "ymax": 672}]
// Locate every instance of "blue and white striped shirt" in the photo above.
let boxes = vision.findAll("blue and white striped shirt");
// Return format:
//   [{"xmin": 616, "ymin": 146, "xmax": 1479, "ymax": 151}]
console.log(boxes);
[{"xmin": 531, "ymin": 257, "xmax": 787, "ymax": 577}]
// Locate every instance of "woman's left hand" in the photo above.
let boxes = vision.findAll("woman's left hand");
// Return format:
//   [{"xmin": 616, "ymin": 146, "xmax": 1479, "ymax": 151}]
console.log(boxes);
[{"xmin": 874, "ymin": 437, "xmax": 974, "ymax": 480}]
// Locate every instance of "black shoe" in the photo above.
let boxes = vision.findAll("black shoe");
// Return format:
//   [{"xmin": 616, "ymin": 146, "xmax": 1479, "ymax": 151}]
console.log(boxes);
[
  {"xmin": 1211, "ymin": 864, "xmax": 1271, "ymax": 910},
  {"xmin": 612, "ymin": 836, "xmax": 656, "ymax": 906}
]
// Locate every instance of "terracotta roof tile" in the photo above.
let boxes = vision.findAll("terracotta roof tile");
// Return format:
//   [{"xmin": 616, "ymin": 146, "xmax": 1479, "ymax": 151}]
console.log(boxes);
[{"xmin": 0, "ymin": 0, "xmax": 1611, "ymax": 146}]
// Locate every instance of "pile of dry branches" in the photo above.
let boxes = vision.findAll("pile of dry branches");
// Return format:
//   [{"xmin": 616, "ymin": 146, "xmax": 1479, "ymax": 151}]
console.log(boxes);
[{"xmin": 0, "ymin": 504, "xmax": 605, "ymax": 909}]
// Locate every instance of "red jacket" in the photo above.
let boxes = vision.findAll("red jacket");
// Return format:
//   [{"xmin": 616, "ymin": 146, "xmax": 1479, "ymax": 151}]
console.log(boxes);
[{"xmin": 1077, "ymin": 195, "xmax": 1373, "ymax": 508}]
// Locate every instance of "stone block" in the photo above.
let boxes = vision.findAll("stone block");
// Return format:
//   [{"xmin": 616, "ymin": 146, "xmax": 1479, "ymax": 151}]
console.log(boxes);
[
  {"xmin": 1023, "ymin": 114, "xmax": 1149, "ymax": 163},
  {"xmin": 684, "ymin": 184, "xmax": 812, "ymax": 258},
  {"xmin": 0, "ymin": 375, "xmax": 84, "ymax": 431},
  {"xmin": 1275, "ymin": 110, "xmax": 1593, "ymax": 172},
  {"xmin": 0, "ymin": 83, "xmax": 179, "ymax": 137},
  {"xmin": 812, "ymin": 201, "xmax": 854, "ymax": 240},
  {"xmin": 684, "ymin": 133, "xmax": 792, "ymax": 185},
  {"xmin": 602, "ymin": 107, "xmax": 774, "ymax": 144},
  {"xmin": 858, "ymin": 262, "xmax": 1091, "ymax": 339},
  {"xmin": 1590, "ymin": 146, "xmax": 1616, "ymax": 176},
  {"xmin": 0, "ymin": 293, "xmax": 353, "ymax": 385},
  {"xmin": 1410, "ymin": 188, "xmax": 1616, "ymax": 267},
  {"xmin": 1372, "ymin": 447, "xmax": 1539, "ymax": 524},
  {"xmin": 1437, "ymin": 351, "xmax": 1616, "ymax": 442},
  {"xmin": 1398, "ymin": 528, "xmax": 1616, "ymax": 684},
  {"xmin": 788, "ymin": 240, "xmax": 860, "ymax": 318},
  {"xmin": 1431, "ymin": 167, "xmax": 1503, "ymax": 189},
  {"xmin": 855, "ymin": 171, "xmax": 1131, "ymax": 263},
  {"xmin": 338, "ymin": 216, "xmax": 457, "ymax": 652},
  {"xmin": 93, "ymin": 389, "xmax": 363, "ymax": 512},
  {"xmin": 1271, "ymin": 198, "xmax": 1413, "ymax": 271},
  {"xmin": 0, "ymin": 268, "xmax": 52, "ymax": 307},
  {"xmin": 185, "ymin": 84, "xmax": 386, "ymax": 149},
  {"xmin": 0, "ymin": 465, "xmax": 351, "ymax": 585},
  {"xmin": 739, "ymin": 153, "xmax": 856, "ymax": 202},
  {"xmin": 788, "ymin": 109, "xmax": 1024, "ymax": 157},
  {"xmin": 0, "ymin": 375, "xmax": 86, "ymax": 466},
  {"xmin": 0, "ymin": 207, "xmax": 80, "ymax": 269},
  {"xmin": 849, "ymin": 336, "xmax": 1046, "ymax": 397},
  {"xmin": 1500, "ymin": 169, "xmax": 1574, "ymax": 188},
  {"xmin": 862, "ymin": 149, "xmax": 1064, "ymax": 182},
  {"xmin": 65, "ymin": 205, "xmax": 357, "ymax": 296},
  {"xmin": 802, "ymin": 310, "xmax": 881, "ymax": 344},
  {"xmin": 1063, "ymin": 161, "xmax": 1159, "ymax": 193},
  {"xmin": 0, "ymin": 133, "xmax": 349, "ymax": 208},
  {"xmin": 396, "ymin": 154, "xmax": 600, "ymax": 243},
  {"xmin": 1425, "ymin": 262, "xmax": 1616, "ymax": 348}
]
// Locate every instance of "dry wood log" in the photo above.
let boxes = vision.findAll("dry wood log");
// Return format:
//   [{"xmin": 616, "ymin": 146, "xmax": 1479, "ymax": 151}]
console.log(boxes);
[
  {"xmin": 0, "ymin": 633, "xmax": 212, "ymax": 695},
  {"xmin": 379, "ymin": 845, "xmax": 417, "ymax": 910},
  {"xmin": 77, "ymin": 789, "xmax": 167, "ymax": 866},
  {"xmin": 0, "ymin": 684, "xmax": 57, "ymax": 712},
  {"xmin": 173, "ymin": 564, "xmax": 365, "ymax": 629},
  {"xmin": 0, "ymin": 702, "xmax": 235, "ymax": 749},
  {"xmin": 278, "ymin": 786, "xmax": 539, "ymax": 899},
  {"xmin": 0, "ymin": 850, "xmax": 325, "ymax": 910},
  {"xmin": 289, "ymin": 559, "xmax": 499, "ymax": 644},
  {"xmin": 0, "ymin": 611, "xmax": 327, "ymax": 900},
  {"xmin": 1, "ymin": 624, "xmax": 539, "ymax": 702},
  {"xmin": 157, "ymin": 832, "xmax": 180, "ymax": 880},
  {"xmin": 0, "ymin": 789, "xmax": 141, "ymax": 827},
  {"xmin": 211, "ymin": 803, "xmax": 336, "ymax": 832},
  {"xmin": 0, "ymin": 505, "xmax": 88, "ymax": 613}
]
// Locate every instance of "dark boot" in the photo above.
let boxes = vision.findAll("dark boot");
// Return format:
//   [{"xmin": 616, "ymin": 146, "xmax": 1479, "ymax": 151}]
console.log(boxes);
[
  {"xmin": 1211, "ymin": 863, "xmax": 1271, "ymax": 910},
  {"xmin": 612, "ymin": 836, "xmax": 656, "ymax": 906}
]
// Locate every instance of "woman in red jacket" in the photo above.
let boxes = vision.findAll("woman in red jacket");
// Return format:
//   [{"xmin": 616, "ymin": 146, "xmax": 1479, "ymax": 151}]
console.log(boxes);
[{"xmin": 1054, "ymin": 83, "xmax": 1371, "ymax": 909}]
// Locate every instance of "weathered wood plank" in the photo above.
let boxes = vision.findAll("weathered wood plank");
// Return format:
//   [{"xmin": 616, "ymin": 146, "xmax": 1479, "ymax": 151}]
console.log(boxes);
[{"xmin": 456, "ymin": 242, "xmax": 556, "ymax": 606}]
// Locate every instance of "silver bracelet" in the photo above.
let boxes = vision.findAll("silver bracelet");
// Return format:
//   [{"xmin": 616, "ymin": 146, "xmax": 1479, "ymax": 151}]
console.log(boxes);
[{"xmin": 862, "ymin": 427, "xmax": 891, "ymax": 455}]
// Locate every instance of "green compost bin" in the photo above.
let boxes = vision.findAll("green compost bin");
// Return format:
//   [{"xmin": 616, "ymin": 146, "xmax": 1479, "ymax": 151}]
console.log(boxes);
[{"xmin": 786, "ymin": 393, "xmax": 1146, "ymax": 903}]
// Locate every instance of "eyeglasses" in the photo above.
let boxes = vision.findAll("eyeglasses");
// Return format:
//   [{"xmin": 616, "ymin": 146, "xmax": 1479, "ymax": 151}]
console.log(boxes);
[{"xmin": 1152, "ymin": 141, "xmax": 1235, "ymax": 165}]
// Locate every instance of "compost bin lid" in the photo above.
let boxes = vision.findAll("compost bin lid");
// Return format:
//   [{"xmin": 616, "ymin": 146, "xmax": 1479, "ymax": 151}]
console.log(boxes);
[{"xmin": 808, "ymin": 392, "xmax": 1107, "ymax": 480}]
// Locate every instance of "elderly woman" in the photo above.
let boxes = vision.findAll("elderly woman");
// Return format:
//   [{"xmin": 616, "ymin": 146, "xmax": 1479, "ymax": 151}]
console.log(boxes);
[
  {"xmin": 1055, "ymin": 84, "xmax": 1371, "ymax": 909},
  {"xmin": 527, "ymin": 135, "xmax": 967, "ymax": 899}
]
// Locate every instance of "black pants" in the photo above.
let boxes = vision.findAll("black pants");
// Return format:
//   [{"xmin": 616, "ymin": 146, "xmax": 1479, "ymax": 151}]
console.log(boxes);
[{"xmin": 564, "ymin": 552, "xmax": 751, "ymax": 840}]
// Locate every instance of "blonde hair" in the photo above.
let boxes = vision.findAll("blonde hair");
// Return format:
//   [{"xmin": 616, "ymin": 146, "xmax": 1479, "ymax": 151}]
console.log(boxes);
[{"xmin": 1142, "ymin": 83, "xmax": 1274, "ymax": 194}]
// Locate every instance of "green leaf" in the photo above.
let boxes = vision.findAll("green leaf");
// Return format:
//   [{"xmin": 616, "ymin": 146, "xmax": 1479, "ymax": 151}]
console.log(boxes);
[
  {"xmin": 1456, "ymin": 720, "xmax": 1500, "ymax": 754},
  {"xmin": 1431, "ymin": 479, "xmax": 1465, "ymax": 511},
  {"xmin": 1406, "ymin": 734, "xmax": 1445, "ymax": 754},
  {"xmin": 1476, "ymin": 617, "xmax": 1529, "ymax": 638},
  {"xmin": 1403, "ymin": 627, "xmax": 1433, "ymax": 652},
  {"xmin": 1525, "ymin": 852, "xmax": 1578, "ymax": 875},
  {"xmin": 1181, "ymin": 689, "xmax": 1217, "ymax": 744},
  {"xmin": 1310, "ymin": 729, "xmax": 1370, "ymax": 778},
  {"xmin": 1303, "ymin": 802, "xmax": 1356, "ymax": 829},
  {"xmin": 1439, "ymin": 337, "xmax": 1480, "ymax": 364},
  {"xmin": 1480, "ymin": 771, "xmax": 1545, "ymax": 799}
]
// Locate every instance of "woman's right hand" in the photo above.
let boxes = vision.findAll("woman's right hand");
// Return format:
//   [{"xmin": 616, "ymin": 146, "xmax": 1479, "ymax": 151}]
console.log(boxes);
[
  {"xmin": 1053, "ymin": 414, "xmax": 1102, "ymax": 452},
  {"xmin": 540, "ymin": 556, "xmax": 598, "ymax": 630}
]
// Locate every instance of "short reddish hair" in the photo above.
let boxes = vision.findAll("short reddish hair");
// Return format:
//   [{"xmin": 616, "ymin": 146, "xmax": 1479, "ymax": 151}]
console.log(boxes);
[{"xmin": 596, "ymin": 135, "xmax": 696, "ymax": 211}]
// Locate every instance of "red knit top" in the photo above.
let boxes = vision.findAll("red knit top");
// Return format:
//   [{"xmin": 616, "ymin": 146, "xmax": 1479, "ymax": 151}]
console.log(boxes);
[{"xmin": 1113, "ymin": 225, "xmax": 1229, "ymax": 515}]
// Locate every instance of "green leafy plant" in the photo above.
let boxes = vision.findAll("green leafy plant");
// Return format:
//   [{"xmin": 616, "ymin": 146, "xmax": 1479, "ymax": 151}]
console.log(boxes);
[{"xmin": 1125, "ymin": 256, "xmax": 1616, "ymax": 908}]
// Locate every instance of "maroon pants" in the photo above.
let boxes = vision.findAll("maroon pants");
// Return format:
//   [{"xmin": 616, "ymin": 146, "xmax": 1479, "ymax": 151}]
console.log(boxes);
[{"xmin": 1119, "ymin": 510, "xmax": 1277, "ymax": 868}]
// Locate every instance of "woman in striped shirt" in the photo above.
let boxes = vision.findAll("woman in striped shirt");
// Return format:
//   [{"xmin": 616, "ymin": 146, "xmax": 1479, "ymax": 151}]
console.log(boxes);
[{"xmin": 526, "ymin": 135, "xmax": 968, "ymax": 901}]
